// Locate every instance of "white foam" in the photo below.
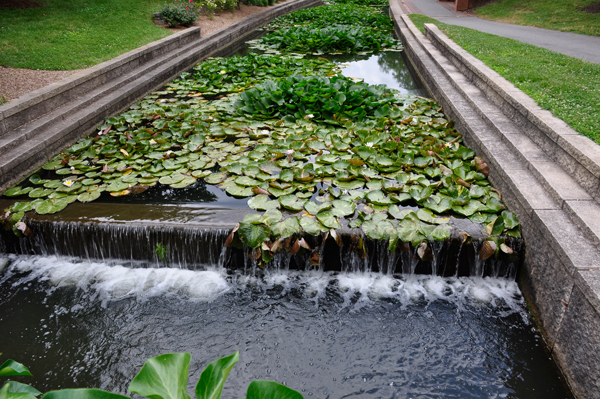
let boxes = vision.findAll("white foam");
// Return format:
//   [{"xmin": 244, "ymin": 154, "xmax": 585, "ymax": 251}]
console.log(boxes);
[
  {"xmin": 4, "ymin": 255, "xmax": 230, "ymax": 302},
  {"xmin": 1, "ymin": 255, "xmax": 526, "ymax": 315}
]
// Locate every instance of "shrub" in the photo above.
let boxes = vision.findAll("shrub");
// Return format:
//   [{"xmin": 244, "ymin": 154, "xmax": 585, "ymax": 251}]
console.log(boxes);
[{"xmin": 159, "ymin": 0, "xmax": 202, "ymax": 27}]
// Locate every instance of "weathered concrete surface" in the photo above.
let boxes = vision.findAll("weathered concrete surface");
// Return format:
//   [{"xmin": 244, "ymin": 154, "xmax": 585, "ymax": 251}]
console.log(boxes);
[
  {"xmin": 0, "ymin": 0, "xmax": 322, "ymax": 193},
  {"xmin": 389, "ymin": 1, "xmax": 600, "ymax": 397}
]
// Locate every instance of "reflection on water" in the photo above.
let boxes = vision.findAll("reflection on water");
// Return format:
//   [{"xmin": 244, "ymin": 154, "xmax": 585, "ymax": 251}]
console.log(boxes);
[
  {"xmin": 325, "ymin": 52, "xmax": 428, "ymax": 96},
  {"xmin": 0, "ymin": 255, "xmax": 574, "ymax": 399},
  {"xmin": 97, "ymin": 180, "xmax": 248, "ymax": 208}
]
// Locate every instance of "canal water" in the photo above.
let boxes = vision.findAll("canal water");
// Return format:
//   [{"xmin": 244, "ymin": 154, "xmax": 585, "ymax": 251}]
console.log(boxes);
[{"xmin": 0, "ymin": 254, "xmax": 572, "ymax": 398}]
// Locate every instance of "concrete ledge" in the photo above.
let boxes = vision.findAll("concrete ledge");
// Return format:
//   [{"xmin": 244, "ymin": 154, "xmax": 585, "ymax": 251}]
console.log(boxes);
[
  {"xmin": 0, "ymin": 0, "xmax": 322, "ymax": 192},
  {"xmin": 390, "ymin": 2, "xmax": 600, "ymax": 397},
  {"xmin": 423, "ymin": 23, "xmax": 600, "ymax": 204}
]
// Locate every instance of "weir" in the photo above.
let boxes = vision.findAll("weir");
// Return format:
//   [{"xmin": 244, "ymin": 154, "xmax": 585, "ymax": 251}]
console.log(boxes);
[{"xmin": 0, "ymin": 0, "xmax": 597, "ymax": 398}]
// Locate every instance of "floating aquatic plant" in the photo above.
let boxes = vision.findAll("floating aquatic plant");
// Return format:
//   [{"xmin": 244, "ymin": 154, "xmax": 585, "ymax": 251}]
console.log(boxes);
[
  {"xmin": 248, "ymin": 25, "xmax": 402, "ymax": 55},
  {"xmin": 1, "ymin": 3, "xmax": 519, "ymax": 265},
  {"xmin": 265, "ymin": 5, "xmax": 394, "ymax": 32}
]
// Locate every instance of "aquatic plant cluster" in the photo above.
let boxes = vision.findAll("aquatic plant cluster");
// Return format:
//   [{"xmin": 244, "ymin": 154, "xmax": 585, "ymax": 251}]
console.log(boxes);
[
  {"xmin": 1, "ymin": 3, "xmax": 519, "ymax": 266},
  {"xmin": 251, "ymin": 4, "xmax": 401, "ymax": 54}
]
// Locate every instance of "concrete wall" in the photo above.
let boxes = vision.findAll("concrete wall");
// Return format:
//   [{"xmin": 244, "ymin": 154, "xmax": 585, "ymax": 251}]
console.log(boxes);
[{"xmin": 388, "ymin": 1, "xmax": 600, "ymax": 397}]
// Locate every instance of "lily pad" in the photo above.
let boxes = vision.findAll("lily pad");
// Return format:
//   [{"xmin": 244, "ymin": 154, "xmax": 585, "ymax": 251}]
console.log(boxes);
[
  {"xmin": 271, "ymin": 217, "xmax": 301, "ymax": 239},
  {"xmin": 238, "ymin": 222, "xmax": 271, "ymax": 248},
  {"xmin": 226, "ymin": 184, "xmax": 254, "ymax": 197},
  {"xmin": 248, "ymin": 194, "xmax": 280, "ymax": 211},
  {"xmin": 279, "ymin": 194, "xmax": 306, "ymax": 212},
  {"xmin": 315, "ymin": 210, "xmax": 340, "ymax": 229},
  {"xmin": 331, "ymin": 200, "xmax": 355, "ymax": 217},
  {"xmin": 333, "ymin": 179, "xmax": 364, "ymax": 190},
  {"xmin": 300, "ymin": 216, "xmax": 327, "ymax": 235},
  {"xmin": 78, "ymin": 191, "xmax": 102, "ymax": 203},
  {"xmin": 205, "ymin": 172, "xmax": 228, "ymax": 184}
]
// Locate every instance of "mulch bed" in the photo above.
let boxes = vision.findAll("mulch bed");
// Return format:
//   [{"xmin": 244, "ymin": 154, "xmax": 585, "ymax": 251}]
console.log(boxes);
[{"xmin": 0, "ymin": 0, "xmax": 47, "ymax": 9}]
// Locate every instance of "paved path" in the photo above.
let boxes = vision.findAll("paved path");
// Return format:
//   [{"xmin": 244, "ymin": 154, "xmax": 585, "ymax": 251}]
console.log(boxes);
[{"xmin": 401, "ymin": 0, "xmax": 600, "ymax": 64}]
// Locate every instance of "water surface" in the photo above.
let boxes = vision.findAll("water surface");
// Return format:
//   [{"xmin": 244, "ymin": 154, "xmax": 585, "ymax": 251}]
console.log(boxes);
[{"xmin": 0, "ymin": 255, "xmax": 572, "ymax": 399}]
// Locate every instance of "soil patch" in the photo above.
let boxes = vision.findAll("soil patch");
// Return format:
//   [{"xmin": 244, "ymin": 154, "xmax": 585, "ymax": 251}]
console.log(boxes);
[
  {"xmin": 581, "ymin": 1, "xmax": 600, "ymax": 14},
  {"xmin": 0, "ymin": 0, "xmax": 46, "ymax": 9}
]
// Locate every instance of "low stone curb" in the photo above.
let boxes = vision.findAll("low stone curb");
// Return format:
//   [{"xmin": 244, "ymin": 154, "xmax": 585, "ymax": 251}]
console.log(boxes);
[
  {"xmin": 0, "ymin": 0, "xmax": 323, "ymax": 193},
  {"xmin": 389, "ymin": 1, "xmax": 600, "ymax": 397}
]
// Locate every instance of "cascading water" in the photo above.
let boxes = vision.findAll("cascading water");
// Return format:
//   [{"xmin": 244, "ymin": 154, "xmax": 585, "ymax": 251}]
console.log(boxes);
[{"xmin": 0, "ymin": 253, "xmax": 572, "ymax": 398}]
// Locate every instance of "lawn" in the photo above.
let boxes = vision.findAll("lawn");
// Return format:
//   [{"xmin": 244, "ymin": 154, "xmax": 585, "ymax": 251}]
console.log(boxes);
[
  {"xmin": 0, "ymin": 0, "xmax": 172, "ymax": 70},
  {"xmin": 409, "ymin": 14, "xmax": 600, "ymax": 144},
  {"xmin": 473, "ymin": 0, "xmax": 600, "ymax": 37}
]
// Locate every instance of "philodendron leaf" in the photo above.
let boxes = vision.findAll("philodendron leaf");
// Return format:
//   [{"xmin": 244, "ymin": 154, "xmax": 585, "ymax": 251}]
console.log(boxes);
[
  {"xmin": 246, "ymin": 380, "xmax": 303, "ymax": 399},
  {"xmin": 0, "ymin": 360, "xmax": 32, "ymax": 377},
  {"xmin": 42, "ymin": 390, "xmax": 130, "ymax": 399},
  {"xmin": 195, "ymin": 352, "xmax": 239, "ymax": 399},
  {"xmin": 6, "ymin": 382, "xmax": 41, "ymax": 397},
  {"xmin": 128, "ymin": 353, "xmax": 191, "ymax": 399}
]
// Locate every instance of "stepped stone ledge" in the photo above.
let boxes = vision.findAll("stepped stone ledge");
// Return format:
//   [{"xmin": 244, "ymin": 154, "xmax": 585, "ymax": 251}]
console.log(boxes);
[{"xmin": 388, "ymin": 1, "xmax": 600, "ymax": 397}]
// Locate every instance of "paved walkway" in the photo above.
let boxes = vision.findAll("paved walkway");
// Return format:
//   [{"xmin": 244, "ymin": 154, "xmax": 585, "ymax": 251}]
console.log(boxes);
[{"xmin": 400, "ymin": 0, "xmax": 600, "ymax": 64}]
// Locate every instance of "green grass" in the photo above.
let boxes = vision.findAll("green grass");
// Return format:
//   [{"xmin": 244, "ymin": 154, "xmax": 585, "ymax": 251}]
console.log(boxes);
[
  {"xmin": 409, "ymin": 14, "xmax": 600, "ymax": 144},
  {"xmin": 0, "ymin": 0, "xmax": 172, "ymax": 70},
  {"xmin": 474, "ymin": 0, "xmax": 600, "ymax": 37}
]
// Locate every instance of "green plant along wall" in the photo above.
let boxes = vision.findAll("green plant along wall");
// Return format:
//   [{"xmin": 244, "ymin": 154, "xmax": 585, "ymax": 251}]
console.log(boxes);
[{"xmin": 0, "ymin": 3, "xmax": 520, "ymax": 266}]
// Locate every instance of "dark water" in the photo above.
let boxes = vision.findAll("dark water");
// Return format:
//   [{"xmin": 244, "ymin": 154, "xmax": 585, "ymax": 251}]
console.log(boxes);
[{"xmin": 0, "ymin": 255, "xmax": 573, "ymax": 398}]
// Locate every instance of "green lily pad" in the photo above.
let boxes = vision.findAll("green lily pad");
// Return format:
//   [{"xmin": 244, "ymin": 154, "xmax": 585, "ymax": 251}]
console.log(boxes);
[
  {"xmin": 279, "ymin": 194, "xmax": 306, "ymax": 212},
  {"xmin": 82, "ymin": 178, "xmax": 101, "ymax": 186},
  {"xmin": 78, "ymin": 191, "xmax": 102, "ymax": 203},
  {"xmin": 238, "ymin": 221, "xmax": 271, "ymax": 248},
  {"xmin": 366, "ymin": 190, "xmax": 393, "ymax": 206},
  {"xmin": 271, "ymin": 217, "xmax": 301, "ymax": 239},
  {"xmin": 248, "ymin": 194, "xmax": 280, "ymax": 211},
  {"xmin": 106, "ymin": 181, "xmax": 129, "ymax": 192},
  {"xmin": 315, "ymin": 210, "xmax": 340, "ymax": 229},
  {"xmin": 28, "ymin": 188, "xmax": 53, "ymax": 198},
  {"xmin": 43, "ymin": 180, "xmax": 63, "ymax": 189},
  {"xmin": 300, "ymin": 216, "xmax": 327, "ymax": 236},
  {"xmin": 205, "ymin": 172, "xmax": 228, "ymax": 184},
  {"xmin": 261, "ymin": 209, "xmax": 283, "ymax": 225},
  {"xmin": 236, "ymin": 176, "xmax": 260, "ymax": 187},
  {"xmin": 227, "ymin": 184, "xmax": 254, "ymax": 197},
  {"xmin": 4, "ymin": 187, "xmax": 22, "ymax": 198},
  {"xmin": 333, "ymin": 179, "xmax": 364, "ymax": 190},
  {"xmin": 431, "ymin": 224, "xmax": 452, "ymax": 241},
  {"xmin": 279, "ymin": 169, "xmax": 294, "ymax": 183},
  {"xmin": 502, "ymin": 210, "xmax": 519, "ymax": 230},
  {"xmin": 331, "ymin": 200, "xmax": 355, "ymax": 217},
  {"xmin": 268, "ymin": 186, "xmax": 295, "ymax": 197},
  {"xmin": 170, "ymin": 176, "xmax": 196, "ymax": 188}
]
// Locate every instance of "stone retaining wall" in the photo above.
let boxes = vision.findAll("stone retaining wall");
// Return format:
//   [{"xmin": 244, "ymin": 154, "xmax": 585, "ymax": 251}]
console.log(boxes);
[{"xmin": 389, "ymin": 1, "xmax": 600, "ymax": 397}]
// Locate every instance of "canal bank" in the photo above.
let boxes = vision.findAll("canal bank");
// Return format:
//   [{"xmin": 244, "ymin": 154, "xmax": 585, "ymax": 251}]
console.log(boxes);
[{"xmin": 389, "ymin": 1, "xmax": 600, "ymax": 397}]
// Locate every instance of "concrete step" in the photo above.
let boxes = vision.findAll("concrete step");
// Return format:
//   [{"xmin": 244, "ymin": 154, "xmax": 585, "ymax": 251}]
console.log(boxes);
[
  {"xmin": 417, "ymin": 25, "xmax": 600, "ymax": 251},
  {"xmin": 424, "ymin": 23, "xmax": 600, "ymax": 204}
]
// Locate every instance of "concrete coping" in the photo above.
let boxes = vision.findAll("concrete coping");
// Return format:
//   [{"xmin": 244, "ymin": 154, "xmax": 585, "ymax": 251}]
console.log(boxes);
[
  {"xmin": 0, "ymin": 27, "xmax": 202, "ymax": 121},
  {"xmin": 422, "ymin": 23, "xmax": 600, "ymax": 180}
]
